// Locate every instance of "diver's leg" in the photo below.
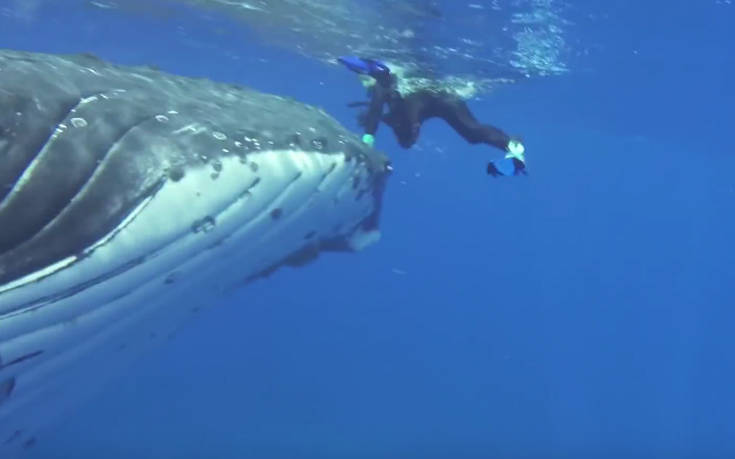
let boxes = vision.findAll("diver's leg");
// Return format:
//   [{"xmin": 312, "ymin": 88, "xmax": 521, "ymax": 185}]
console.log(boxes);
[
  {"xmin": 426, "ymin": 95, "xmax": 511, "ymax": 151},
  {"xmin": 384, "ymin": 92, "xmax": 514, "ymax": 153},
  {"xmin": 409, "ymin": 91, "xmax": 526, "ymax": 177}
]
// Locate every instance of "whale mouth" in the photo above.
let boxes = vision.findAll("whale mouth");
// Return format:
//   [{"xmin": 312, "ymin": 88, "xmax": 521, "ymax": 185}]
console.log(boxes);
[
  {"xmin": 0, "ymin": 147, "xmax": 391, "ymax": 308},
  {"xmin": 0, "ymin": 49, "xmax": 391, "ymax": 457}
]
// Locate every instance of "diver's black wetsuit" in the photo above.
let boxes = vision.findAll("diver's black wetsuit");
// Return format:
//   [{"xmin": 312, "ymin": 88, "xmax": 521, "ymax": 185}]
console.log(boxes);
[{"xmin": 361, "ymin": 73, "xmax": 512, "ymax": 151}]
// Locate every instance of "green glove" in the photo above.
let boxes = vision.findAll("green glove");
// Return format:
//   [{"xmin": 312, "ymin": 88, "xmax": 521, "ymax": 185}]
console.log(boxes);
[
  {"xmin": 362, "ymin": 133, "xmax": 375, "ymax": 147},
  {"xmin": 505, "ymin": 139, "xmax": 525, "ymax": 162}
]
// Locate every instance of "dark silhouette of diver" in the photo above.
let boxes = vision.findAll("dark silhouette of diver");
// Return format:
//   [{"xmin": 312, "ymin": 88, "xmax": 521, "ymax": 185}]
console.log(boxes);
[{"xmin": 338, "ymin": 56, "xmax": 527, "ymax": 177}]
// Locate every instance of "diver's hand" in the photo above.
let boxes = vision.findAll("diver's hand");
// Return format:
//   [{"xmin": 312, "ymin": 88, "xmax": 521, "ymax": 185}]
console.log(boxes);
[
  {"xmin": 505, "ymin": 139, "xmax": 525, "ymax": 162},
  {"xmin": 488, "ymin": 139, "xmax": 527, "ymax": 177},
  {"xmin": 361, "ymin": 134, "xmax": 375, "ymax": 147}
]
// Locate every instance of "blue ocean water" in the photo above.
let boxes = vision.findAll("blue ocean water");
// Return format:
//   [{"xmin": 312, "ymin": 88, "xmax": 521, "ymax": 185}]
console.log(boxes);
[{"xmin": 2, "ymin": 1, "xmax": 734, "ymax": 457}]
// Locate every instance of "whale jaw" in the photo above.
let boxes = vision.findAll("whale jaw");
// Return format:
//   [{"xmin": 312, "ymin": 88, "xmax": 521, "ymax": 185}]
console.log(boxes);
[{"xmin": 0, "ymin": 147, "xmax": 389, "ymax": 456}]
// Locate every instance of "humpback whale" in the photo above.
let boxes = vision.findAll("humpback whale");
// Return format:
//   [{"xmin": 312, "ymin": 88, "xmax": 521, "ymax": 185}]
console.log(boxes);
[{"xmin": 0, "ymin": 49, "xmax": 390, "ymax": 456}]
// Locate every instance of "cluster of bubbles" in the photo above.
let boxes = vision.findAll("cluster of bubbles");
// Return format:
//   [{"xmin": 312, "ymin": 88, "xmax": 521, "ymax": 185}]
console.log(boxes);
[
  {"xmin": 2, "ymin": 0, "xmax": 572, "ymax": 98},
  {"xmin": 83, "ymin": 0, "xmax": 572, "ymax": 98}
]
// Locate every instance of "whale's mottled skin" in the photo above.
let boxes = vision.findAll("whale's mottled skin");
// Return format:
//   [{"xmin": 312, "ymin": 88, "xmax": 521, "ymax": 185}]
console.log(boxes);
[{"xmin": 0, "ymin": 49, "xmax": 390, "ymax": 456}]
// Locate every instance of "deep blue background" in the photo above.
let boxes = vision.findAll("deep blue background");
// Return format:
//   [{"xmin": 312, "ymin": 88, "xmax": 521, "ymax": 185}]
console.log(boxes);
[{"xmin": 3, "ymin": 1, "xmax": 734, "ymax": 457}]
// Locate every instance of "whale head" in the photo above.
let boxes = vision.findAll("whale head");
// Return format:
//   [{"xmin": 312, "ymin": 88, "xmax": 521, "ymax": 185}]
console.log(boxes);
[{"xmin": 0, "ymin": 49, "xmax": 391, "ymax": 456}]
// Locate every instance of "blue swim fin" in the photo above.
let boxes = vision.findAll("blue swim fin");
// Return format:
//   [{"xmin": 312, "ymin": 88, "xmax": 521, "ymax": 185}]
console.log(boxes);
[
  {"xmin": 338, "ymin": 56, "xmax": 390, "ymax": 77},
  {"xmin": 487, "ymin": 158, "xmax": 527, "ymax": 177}
]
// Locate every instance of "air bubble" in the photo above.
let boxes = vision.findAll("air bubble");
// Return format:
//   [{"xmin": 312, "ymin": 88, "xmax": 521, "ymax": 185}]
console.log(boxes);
[
  {"xmin": 70, "ymin": 117, "xmax": 88, "ymax": 128},
  {"xmin": 213, "ymin": 131, "xmax": 227, "ymax": 140},
  {"xmin": 242, "ymin": 135, "xmax": 261, "ymax": 151}
]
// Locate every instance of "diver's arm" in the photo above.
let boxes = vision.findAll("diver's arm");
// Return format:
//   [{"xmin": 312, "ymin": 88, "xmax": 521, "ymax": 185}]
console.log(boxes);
[
  {"xmin": 336, "ymin": 56, "xmax": 394, "ymax": 146},
  {"xmin": 362, "ymin": 84, "xmax": 387, "ymax": 136}
]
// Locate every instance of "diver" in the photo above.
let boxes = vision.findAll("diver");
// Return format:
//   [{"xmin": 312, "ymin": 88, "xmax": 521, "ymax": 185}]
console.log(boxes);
[{"xmin": 337, "ymin": 56, "xmax": 527, "ymax": 177}]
